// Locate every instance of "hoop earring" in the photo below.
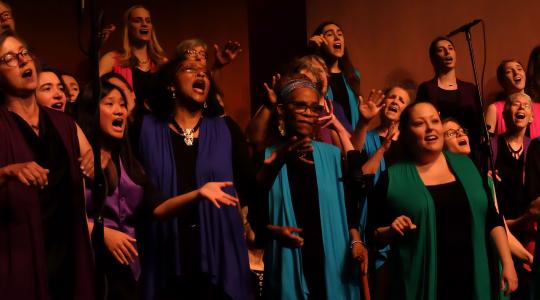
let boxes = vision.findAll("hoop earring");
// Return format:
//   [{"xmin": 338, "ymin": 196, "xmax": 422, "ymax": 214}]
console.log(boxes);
[{"xmin": 203, "ymin": 101, "xmax": 207, "ymax": 109}]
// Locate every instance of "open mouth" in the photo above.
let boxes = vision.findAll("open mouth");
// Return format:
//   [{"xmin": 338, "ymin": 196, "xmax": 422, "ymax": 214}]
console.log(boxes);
[
  {"xmin": 333, "ymin": 42, "xmax": 342, "ymax": 50},
  {"xmin": 444, "ymin": 57, "xmax": 453, "ymax": 63},
  {"xmin": 388, "ymin": 104, "xmax": 399, "ymax": 113},
  {"xmin": 193, "ymin": 79, "xmax": 206, "ymax": 94},
  {"xmin": 516, "ymin": 112, "xmax": 526, "ymax": 120},
  {"xmin": 425, "ymin": 135, "xmax": 438, "ymax": 142},
  {"xmin": 514, "ymin": 75, "xmax": 522, "ymax": 84},
  {"xmin": 139, "ymin": 29, "xmax": 149, "ymax": 35},
  {"xmin": 22, "ymin": 69, "xmax": 33, "ymax": 78},
  {"xmin": 51, "ymin": 102, "xmax": 64, "ymax": 110},
  {"xmin": 458, "ymin": 139, "xmax": 468, "ymax": 146},
  {"xmin": 112, "ymin": 118, "xmax": 124, "ymax": 130}
]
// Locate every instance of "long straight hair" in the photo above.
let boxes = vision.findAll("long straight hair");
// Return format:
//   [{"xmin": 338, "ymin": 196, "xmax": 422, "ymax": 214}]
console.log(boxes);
[
  {"xmin": 120, "ymin": 5, "xmax": 167, "ymax": 68},
  {"xmin": 311, "ymin": 21, "xmax": 360, "ymax": 97}
]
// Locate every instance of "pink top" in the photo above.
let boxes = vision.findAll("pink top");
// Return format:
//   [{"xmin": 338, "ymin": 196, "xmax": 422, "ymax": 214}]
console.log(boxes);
[
  {"xmin": 493, "ymin": 100, "xmax": 540, "ymax": 138},
  {"xmin": 112, "ymin": 53, "xmax": 134, "ymax": 87}
]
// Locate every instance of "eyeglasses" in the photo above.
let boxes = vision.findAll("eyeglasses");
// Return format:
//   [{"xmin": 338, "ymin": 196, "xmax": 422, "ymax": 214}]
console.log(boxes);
[
  {"xmin": 444, "ymin": 127, "xmax": 468, "ymax": 138},
  {"xmin": 510, "ymin": 101, "xmax": 531, "ymax": 110},
  {"xmin": 284, "ymin": 102, "xmax": 325, "ymax": 115},
  {"xmin": 184, "ymin": 49, "xmax": 208, "ymax": 60},
  {"xmin": 0, "ymin": 49, "xmax": 33, "ymax": 67},
  {"xmin": 177, "ymin": 65, "xmax": 209, "ymax": 77}
]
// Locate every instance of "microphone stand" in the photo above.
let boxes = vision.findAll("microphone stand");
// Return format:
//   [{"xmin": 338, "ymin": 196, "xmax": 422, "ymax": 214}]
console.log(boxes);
[
  {"xmin": 79, "ymin": 0, "xmax": 107, "ymax": 298},
  {"xmin": 459, "ymin": 27, "xmax": 497, "ymax": 179}
]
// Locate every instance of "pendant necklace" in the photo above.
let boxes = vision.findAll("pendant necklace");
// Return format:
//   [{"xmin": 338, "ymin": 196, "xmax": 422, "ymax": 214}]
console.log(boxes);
[{"xmin": 170, "ymin": 117, "xmax": 202, "ymax": 146}]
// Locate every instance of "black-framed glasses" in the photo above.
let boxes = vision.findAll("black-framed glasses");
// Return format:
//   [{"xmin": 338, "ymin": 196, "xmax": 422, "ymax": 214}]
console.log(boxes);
[
  {"xmin": 444, "ymin": 127, "xmax": 468, "ymax": 138},
  {"xmin": 284, "ymin": 101, "xmax": 325, "ymax": 115},
  {"xmin": 0, "ymin": 49, "xmax": 33, "ymax": 67},
  {"xmin": 184, "ymin": 49, "xmax": 208, "ymax": 60}
]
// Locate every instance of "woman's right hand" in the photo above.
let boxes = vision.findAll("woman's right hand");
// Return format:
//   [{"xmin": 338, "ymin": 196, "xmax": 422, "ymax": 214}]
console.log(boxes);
[
  {"xmin": 358, "ymin": 89, "xmax": 385, "ymax": 124},
  {"xmin": 267, "ymin": 225, "xmax": 304, "ymax": 247},
  {"xmin": 262, "ymin": 73, "xmax": 280, "ymax": 106},
  {"xmin": 265, "ymin": 136, "xmax": 314, "ymax": 166},
  {"xmin": 309, "ymin": 34, "xmax": 327, "ymax": 48},
  {"xmin": 104, "ymin": 227, "xmax": 138, "ymax": 265},
  {"xmin": 2, "ymin": 161, "xmax": 49, "ymax": 188},
  {"xmin": 198, "ymin": 181, "xmax": 239, "ymax": 208},
  {"xmin": 391, "ymin": 215, "xmax": 417, "ymax": 236}
]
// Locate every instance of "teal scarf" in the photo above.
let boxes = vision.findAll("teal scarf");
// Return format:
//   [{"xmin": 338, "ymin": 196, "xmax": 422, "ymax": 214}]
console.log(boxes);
[
  {"xmin": 386, "ymin": 151, "xmax": 492, "ymax": 300},
  {"xmin": 326, "ymin": 73, "xmax": 360, "ymax": 127},
  {"xmin": 265, "ymin": 141, "xmax": 360, "ymax": 300}
]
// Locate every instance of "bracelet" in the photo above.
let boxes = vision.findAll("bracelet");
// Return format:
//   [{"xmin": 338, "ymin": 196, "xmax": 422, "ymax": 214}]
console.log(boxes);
[{"xmin": 350, "ymin": 240, "xmax": 366, "ymax": 249}]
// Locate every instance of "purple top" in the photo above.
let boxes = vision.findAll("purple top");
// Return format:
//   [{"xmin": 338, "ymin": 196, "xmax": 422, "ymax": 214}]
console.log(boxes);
[{"xmin": 86, "ymin": 159, "xmax": 144, "ymax": 280}]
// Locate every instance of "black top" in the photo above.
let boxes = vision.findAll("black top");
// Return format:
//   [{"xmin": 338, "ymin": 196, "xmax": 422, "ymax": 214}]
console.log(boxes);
[
  {"xmin": 330, "ymin": 73, "xmax": 352, "ymax": 124},
  {"xmin": 435, "ymin": 88, "xmax": 461, "ymax": 120},
  {"xmin": 10, "ymin": 109, "xmax": 75, "ymax": 299},
  {"xmin": 427, "ymin": 181, "xmax": 474, "ymax": 300},
  {"xmin": 495, "ymin": 136, "xmax": 526, "ymax": 219},
  {"xmin": 525, "ymin": 138, "xmax": 540, "ymax": 203},
  {"xmin": 167, "ymin": 116, "xmax": 257, "ymax": 278},
  {"xmin": 131, "ymin": 67, "xmax": 156, "ymax": 108}
]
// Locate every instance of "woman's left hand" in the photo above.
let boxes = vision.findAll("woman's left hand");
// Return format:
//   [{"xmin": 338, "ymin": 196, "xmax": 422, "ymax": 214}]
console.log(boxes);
[
  {"xmin": 351, "ymin": 242, "xmax": 368, "ymax": 275},
  {"xmin": 79, "ymin": 149, "xmax": 114, "ymax": 179},
  {"xmin": 500, "ymin": 262, "xmax": 518, "ymax": 296},
  {"xmin": 214, "ymin": 40, "xmax": 242, "ymax": 67}
]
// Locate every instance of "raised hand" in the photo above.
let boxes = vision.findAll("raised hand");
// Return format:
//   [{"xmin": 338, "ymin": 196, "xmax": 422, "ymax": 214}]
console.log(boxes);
[
  {"xmin": 309, "ymin": 34, "xmax": 327, "ymax": 48},
  {"xmin": 358, "ymin": 89, "xmax": 385, "ymax": 123},
  {"xmin": 100, "ymin": 24, "xmax": 116, "ymax": 46},
  {"xmin": 214, "ymin": 40, "xmax": 242, "ymax": 67},
  {"xmin": 199, "ymin": 181, "xmax": 239, "ymax": 208},
  {"xmin": 262, "ymin": 73, "xmax": 281, "ymax": 105},
  {"xmin": 104, "ymin": 227, "xmax": 138, "ymax": 265}
]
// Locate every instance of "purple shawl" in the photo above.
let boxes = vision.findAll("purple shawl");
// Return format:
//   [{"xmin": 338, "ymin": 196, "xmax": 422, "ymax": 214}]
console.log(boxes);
[
  {"xmin": 138, "ymin": 114, "xmax": 250, "ymax": 300},
  {"xmin": 0, "ymin": 106, "xmax": 95, "ymax": 300}
]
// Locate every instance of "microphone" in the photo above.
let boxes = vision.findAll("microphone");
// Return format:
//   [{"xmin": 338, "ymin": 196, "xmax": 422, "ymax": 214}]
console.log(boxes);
[{"xmin": 447, "ymin": 19, "xmax": 482, "ymax": 37}]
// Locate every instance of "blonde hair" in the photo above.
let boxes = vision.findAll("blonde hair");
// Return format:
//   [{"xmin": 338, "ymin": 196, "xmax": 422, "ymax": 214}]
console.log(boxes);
[{"xmin": 120, "ymin": 5, "xmax": 167, "ymax": 68}]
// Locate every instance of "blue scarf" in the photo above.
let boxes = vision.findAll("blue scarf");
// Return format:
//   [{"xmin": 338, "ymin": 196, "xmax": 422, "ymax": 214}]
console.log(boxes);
[
  {"xmin": 138, "ymin": 114, "xmax": 250, "ymax": 300},
  {"xmin": 265, "ymin": 141, "xmax": 360, "ymax": 299}
]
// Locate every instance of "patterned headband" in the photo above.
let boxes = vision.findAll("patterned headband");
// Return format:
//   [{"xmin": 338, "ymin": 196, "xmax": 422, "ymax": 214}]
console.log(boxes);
[{"xmin": 279, "ymin": 79, "xmax": 320, "ymax": 101}]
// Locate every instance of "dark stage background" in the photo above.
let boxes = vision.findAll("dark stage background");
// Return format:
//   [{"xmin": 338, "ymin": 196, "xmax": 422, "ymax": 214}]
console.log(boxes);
[{"xmin": 11, "ymin": 0, "xmax": 540, "ymax": 128}]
